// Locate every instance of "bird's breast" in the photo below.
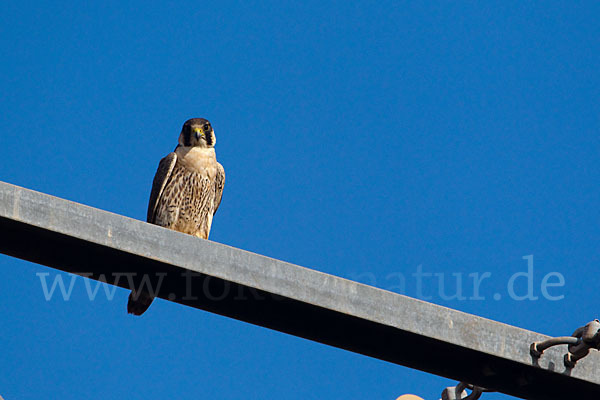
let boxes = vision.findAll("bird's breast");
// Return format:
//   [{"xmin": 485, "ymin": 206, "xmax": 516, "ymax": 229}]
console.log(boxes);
[{"xmin": 175, "ymin": 146, "xmax": 218, "ymax": 178}]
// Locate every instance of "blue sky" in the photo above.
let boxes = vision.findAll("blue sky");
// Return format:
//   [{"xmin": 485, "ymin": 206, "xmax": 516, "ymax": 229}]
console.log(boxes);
[{"xmin": 1, "ymin": 1, "xmax": 599, "ymax": 399}]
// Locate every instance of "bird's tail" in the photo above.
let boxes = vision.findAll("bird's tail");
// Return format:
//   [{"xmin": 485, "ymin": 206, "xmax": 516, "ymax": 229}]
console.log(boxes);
[{"xmin": 127, "ymin": 290, "xmax": 154, "ymax": 316}]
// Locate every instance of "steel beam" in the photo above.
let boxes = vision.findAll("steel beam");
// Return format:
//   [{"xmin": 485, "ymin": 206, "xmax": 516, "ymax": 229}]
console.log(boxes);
[{"xmin": 0, "ymin": 180, "xmax": 597, "ymax": 399}]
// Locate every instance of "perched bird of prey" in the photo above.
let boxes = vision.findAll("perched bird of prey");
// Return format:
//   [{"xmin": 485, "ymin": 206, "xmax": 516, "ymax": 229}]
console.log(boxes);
[{"xmin": 127, "ymin": 118, "xmax": 225, "ymax": 315}]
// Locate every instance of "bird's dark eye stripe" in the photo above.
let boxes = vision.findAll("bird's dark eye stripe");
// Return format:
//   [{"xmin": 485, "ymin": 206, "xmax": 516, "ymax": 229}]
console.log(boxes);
[{"xmin": 183, "ymin": 125, "xmax": 192, "ymax": 146}]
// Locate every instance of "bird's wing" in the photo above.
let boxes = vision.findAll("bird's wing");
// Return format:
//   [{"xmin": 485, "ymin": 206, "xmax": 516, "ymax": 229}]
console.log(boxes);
[
  {"xmin": 213, "ymin": 162, "xmax": 225, "ymax": 215},
  {"xmin": 147, "ymin": 152, "xmax": 177, "ymax": 223}
]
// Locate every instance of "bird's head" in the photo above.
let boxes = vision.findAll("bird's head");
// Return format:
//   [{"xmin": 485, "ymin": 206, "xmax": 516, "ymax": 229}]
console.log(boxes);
[{"xmin": 178, "ymin": 118, "xmax": 216, "ymax": 148}]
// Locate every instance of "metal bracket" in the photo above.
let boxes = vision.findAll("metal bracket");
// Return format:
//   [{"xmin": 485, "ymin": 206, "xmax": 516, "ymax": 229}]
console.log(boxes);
[
  {"xmin": 441, "ymin": 382, "xmax": 490, "ymax": 400},
  {"xmin": 530, "ymin": 319, "xmax": 600, "ymax": 368}
]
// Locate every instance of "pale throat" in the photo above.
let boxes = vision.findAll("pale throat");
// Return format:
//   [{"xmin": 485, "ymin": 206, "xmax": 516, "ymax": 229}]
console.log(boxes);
[{"xmin": 175, "ymin": 146, "xmax": 217, "ymax": 174}]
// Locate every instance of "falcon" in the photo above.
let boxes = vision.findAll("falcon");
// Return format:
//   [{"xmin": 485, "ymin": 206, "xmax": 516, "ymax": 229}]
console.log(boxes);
[{"xmin": 127, "ymin": 118, "xmax": 225, "ymax": 315}]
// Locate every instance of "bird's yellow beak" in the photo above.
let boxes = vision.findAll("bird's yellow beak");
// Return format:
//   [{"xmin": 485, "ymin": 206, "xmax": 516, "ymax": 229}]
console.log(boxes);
[{"xmin": 193, "ymin": 127, "xmax": 204, "ymax": 140}]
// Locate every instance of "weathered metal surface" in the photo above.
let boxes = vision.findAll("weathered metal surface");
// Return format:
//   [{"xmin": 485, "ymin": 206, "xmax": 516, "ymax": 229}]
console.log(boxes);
[{"xmin": 0, "ymin": 180, "xmax": 598, "ymax": 399}]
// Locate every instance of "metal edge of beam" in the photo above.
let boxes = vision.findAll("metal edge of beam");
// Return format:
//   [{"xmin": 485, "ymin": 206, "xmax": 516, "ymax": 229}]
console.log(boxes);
[{"xmin": 0, "ymin": 180, "xmax": 597, "ymax": 400}]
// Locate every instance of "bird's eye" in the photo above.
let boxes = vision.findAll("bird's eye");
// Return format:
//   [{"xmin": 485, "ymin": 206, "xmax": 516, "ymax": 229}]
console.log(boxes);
[{"xmin": 204, "ymin": 124, "xmax": 210, "ymax": 131}]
